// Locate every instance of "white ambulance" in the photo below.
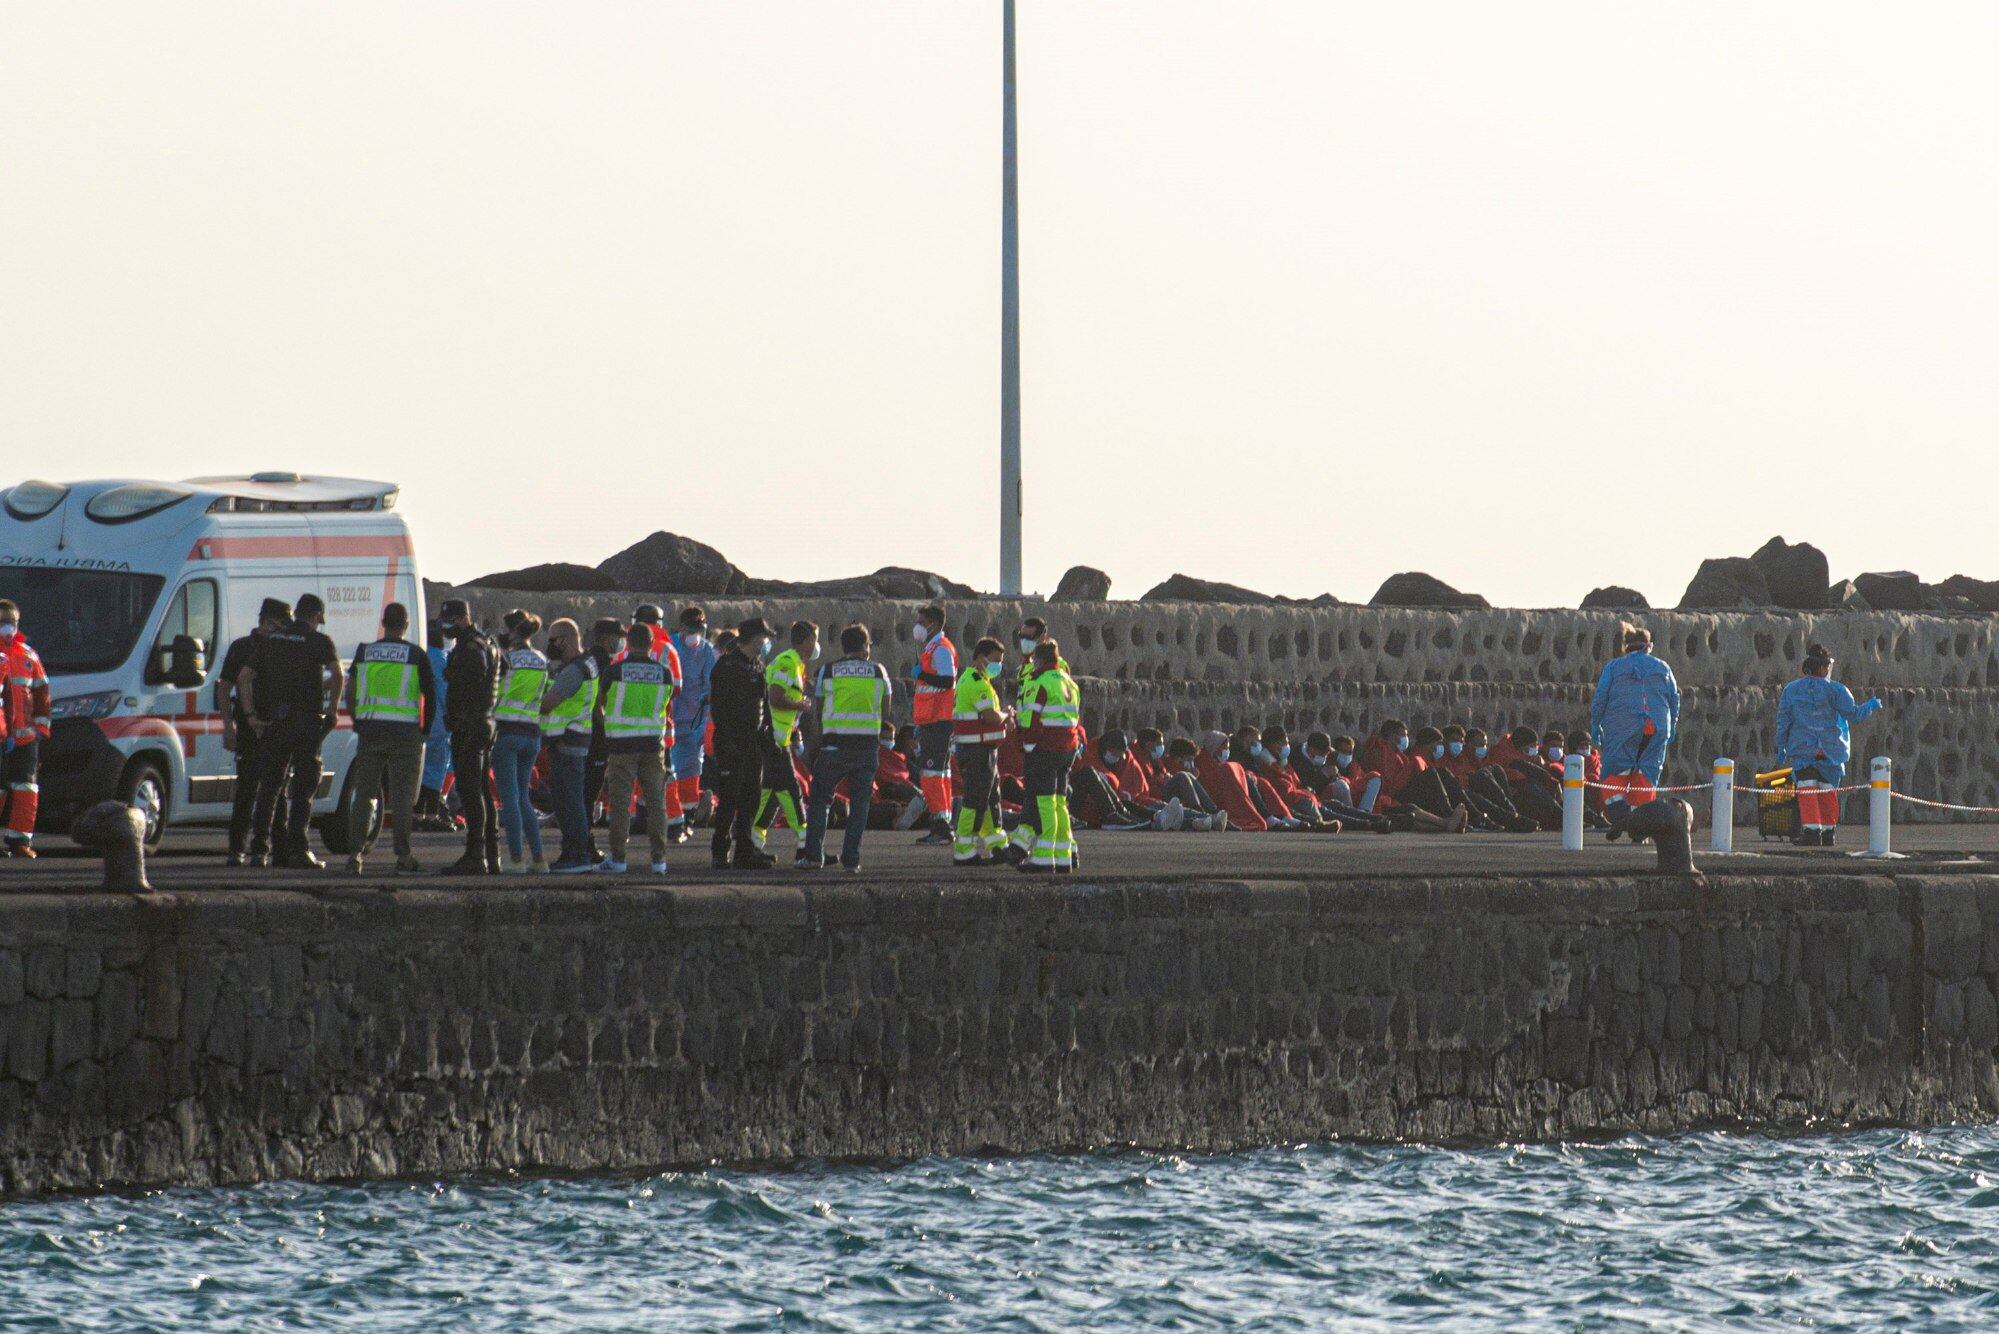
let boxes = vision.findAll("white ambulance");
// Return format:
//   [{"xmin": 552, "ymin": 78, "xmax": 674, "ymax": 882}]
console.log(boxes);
[{"xmin": 0, "ymin": 473, "xmax": 422, "ymax": 851}]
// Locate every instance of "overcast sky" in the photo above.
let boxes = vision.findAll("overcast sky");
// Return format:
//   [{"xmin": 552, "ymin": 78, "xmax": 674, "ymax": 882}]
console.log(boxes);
[{"xmin": 5, "ymin": 2, "xmax": 1996, "ymax": 605}]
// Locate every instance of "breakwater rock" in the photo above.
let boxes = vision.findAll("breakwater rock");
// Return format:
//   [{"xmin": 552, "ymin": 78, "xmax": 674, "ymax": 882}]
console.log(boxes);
[{"xmin": 4, "ymin": 873, "xmax": 1999, "ymax": 1196}]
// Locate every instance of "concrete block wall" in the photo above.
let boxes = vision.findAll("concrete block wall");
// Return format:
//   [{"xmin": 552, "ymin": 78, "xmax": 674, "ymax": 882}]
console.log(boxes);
[
  {"xmin": 5, "ymin": 875, "xmax": 1999, "ymax": 1196},
  {"xmin": 446, "ymin": 589, "xmax": 1999, "ymax": 817}
]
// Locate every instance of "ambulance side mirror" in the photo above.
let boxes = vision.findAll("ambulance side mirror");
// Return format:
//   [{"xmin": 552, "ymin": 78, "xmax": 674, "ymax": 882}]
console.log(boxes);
[{"xmin": 166, "ymin": 635, "xmax": 206, "ymax": 690}]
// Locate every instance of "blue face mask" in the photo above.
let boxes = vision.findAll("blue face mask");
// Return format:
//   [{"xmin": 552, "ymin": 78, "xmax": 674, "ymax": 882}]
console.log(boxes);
[
  {"xmin": 1430, "ymin": 744, "xmax": 1446, "ymax": 761},
  {"xmin": 1150, "ymin": 744, "xmax": 1166, "ymax": 762},
  {"xmin": 1447, "ymin": 741, "xmax": 1464, "ymax": 757},
  {"xmin": 1547, "ymin": 746, "xmax": 1565, "ymax": 762},
  {"xmin": 1395, "ymin": 735, "xmax": 1410, "ymax": 753},
  {"xmin": 1104, "ymin": 752, "xmax": 1126, "ymax": 768},
  {"xmin": 1249, "ymin": 742, "xmax": 1266, "ymax": 759},
  {"xmin": 1219, "ymin": 748, "xmax": 1231, "ymax": 764},
  {"xmin": 1525, "ymin": 745, "xmax": 1540, "ymax": 758},
  {"xmin": 1336, "ymin": 751, "xmax": 1353, "ymax": 768},
  {"xmin": 1277, "ymin": 744, "xmax": 1291, "ymax": 763}
]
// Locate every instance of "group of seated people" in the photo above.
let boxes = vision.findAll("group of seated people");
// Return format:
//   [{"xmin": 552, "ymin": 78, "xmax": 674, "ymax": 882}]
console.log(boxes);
[{"xmin": 812, "ymin": 716, "xmax": 1606, "ymax": 837}]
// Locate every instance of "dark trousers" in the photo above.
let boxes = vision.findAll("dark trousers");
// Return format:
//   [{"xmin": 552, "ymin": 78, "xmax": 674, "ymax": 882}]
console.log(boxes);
[
  {"xmin": 249, "ymin": 711, "xmax": 325, "ymax": 857},
  {"xmin": 227, "ymin": 729, "xmax": 288, "ymax": 854},
  {"xmin": 805, "ymin": 736, "xmax": 879, "ymax": 869},
  {"xmin": 709, "ymin": 741, "xmax": 762, "ymax": 861},
  {"xmin": 449, "ymin": 719, "xmax": 498, "ymax": 861}
]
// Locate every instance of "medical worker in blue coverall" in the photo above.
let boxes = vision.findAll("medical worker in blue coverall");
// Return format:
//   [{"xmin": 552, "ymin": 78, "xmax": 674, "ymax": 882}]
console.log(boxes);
[
  {"xmin": 669, "ymin": 605, "xmax": 718, "ymax": 838},
  {"xmin": 1775, "ymin": 641, "xmax": 1883, "ymax": 847},
  {"xmin": 1589, "ymin": 621, "xmax": 1680, "ymax": 827}
]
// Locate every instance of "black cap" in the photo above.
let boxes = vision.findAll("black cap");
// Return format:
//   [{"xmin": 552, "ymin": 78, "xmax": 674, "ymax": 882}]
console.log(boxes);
[
  {"xmin": 634, "ymin": 604, "xmax": 664, "ymax": 625},
  {"xmin": 293, "ymin": 593, "xmax": 325, "ymax": 619},
  {"xmin": 439, "ymin": 598, "xmax": 469, "ymax": 622},
  {"xmin": 592, "ymin": 616, "xmax": 626, "ymax": 639},
  {"xmin": 736, "ymin": 616, "xmax": 775, "ymax": 640},
  {"xmin": 258, "ymin": 597, "xmax": 290, "ymax": 622}
]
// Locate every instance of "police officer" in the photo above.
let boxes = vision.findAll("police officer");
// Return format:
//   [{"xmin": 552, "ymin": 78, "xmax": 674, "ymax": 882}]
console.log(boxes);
[
  {"xmin": 1016, "ymin": 639, "xmax": 1081, "ymax": 874},
  {"xmin": 753, "ymin": 620, "xmax": 817, "ymax": 864},
  {"xmin": 801, "ymin": 623, "xmax": 894, "ymax": 873},
  {"xmin": 341, "ymin": 601, "xmax": 438, "ymax": 875},
  {"xmin": 239, "ymin": 593, "xmax": 343, "ymax": 869},
  {"xmin": 950, "ymin": 638, "xmax": 1009, "ymax": 867},
  {"xmin": 709, "ymin": 617, "xmax": 776, "ymax": 870},
  {"xmin": 439, "ymin": 598, "xmax": 501, "ymax": 875},
  {"xmin": 596, "ymin": 621, "xmax": 676, "ymax": 875},
  {"xmin": 218, "ymin": 597, "xmax": 291, "ymax": 866},
  {"xmin": 583, "ymin": 616, "xmax": 625, "ymax": 852}
]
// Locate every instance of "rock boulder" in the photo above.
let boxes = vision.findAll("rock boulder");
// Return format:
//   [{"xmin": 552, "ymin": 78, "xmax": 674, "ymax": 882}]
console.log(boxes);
[
  {"xmin": 747, "ymin": 567, "xmax": 979, "ymax": 601},
  {"xmin": 466, "ymin": 562, "xmax": 623, "ymax": 593},
  {"xmin": 1829, "ymin": 579, "xmax": 1871, "ymax": 612},
  {"xmin": 1581, "ymin": 586, "xmax": 1650, "ymax": 610},
  {"xmin": 1853, "ymin": 571, "xmax": 1926, "ymax": 612},
  {"xmin": 597, "ymin": 532, "xmax": 747, "ymax": 596},
  {"xmin": 1749, "ymin": 537, "xmax": 1829, "ymax": 610},
  {"xmin": 1370, "ymin": 572, "xmax": 1490, "ymax": 609},
  {"xmin": 1935, "ymin": 575, "xmax": 1999, "ymax": 613},
  {"xmin": 1140, "ymin": 574, "xmax": 1275, "ymax": 604},
  {"xmin": 1679, "ymin": 558, "xmax": 1771, "ymax": 610},
  {"xmin": 1052, "ymin": 566, "xmax": 1113, "ymax": 602}
]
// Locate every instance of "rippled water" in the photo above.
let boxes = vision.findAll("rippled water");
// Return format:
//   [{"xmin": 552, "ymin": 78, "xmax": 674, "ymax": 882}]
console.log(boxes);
[{"xmin": 10, "ymin": 1129, "xmax": 1999, "ymax": 1329}]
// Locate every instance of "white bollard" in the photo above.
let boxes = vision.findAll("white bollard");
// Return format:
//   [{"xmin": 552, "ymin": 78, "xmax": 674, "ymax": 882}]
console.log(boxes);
[
  {"xmin": 1562, "ymin": 753, "xmax": 1585, "ymax": 851},
  {"xmin": 1852, "ymin": 755, "xmax": 1903, "ymax": 859},
  {"xmin": 1710, "ymin": 758, "xmax": 1734, "ymax": 854}
]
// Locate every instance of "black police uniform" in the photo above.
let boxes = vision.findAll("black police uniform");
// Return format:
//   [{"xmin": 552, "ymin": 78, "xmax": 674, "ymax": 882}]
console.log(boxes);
[
  {"xmin": 707, "ymin": 649, "xmax": 770, "ymax": 865},
  {"xmin": 443, "ymin": 624, "xmax": 502, "ymax": 868},
  {"xmin": 246, "ymin": 619, "xmax": 338, "ymax": 862},
  {"xmin": 219, "ymin": 631, "xmax": 287, "ymax": 856}
]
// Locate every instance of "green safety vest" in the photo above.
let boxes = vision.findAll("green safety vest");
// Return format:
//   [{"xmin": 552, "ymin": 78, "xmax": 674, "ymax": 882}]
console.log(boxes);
[
  {"xmin": 494, "ymin": 647, "xmax": 549, "ymax": 725},
  {"xmin": 542, "ymin": 657, "xmax": 599, "ymax": 738},
  {"xmin": 602, "ymin": 656, "xmax": 672, "ymax": 742},
  {"xmin": 1023, "ymin": 668, "xmax": 1081, "ymax": 743},
  {"xmin": 766, "ymin": 647, "xmax": 807, "ymax": 743},
  {"xmin": 953, "ymin": 666, "xmax": 1004, "ymax": 745},
  {"xmin": 820, "ymin": 657, "xmax": 890, "ymax": 736},
  {"xmin": 353, "ymin": 638, "xmax": 422, "ymax": 726}
]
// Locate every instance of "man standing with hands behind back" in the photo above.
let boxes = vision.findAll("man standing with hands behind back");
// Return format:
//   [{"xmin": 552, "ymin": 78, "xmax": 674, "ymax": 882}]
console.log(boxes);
[
  {"xmin": 709, "ymin": 617, "xmax": 776, "ymax": 870},
  {"xmin": 239, "ymin": 593, "xmax": 343, "ymax": 870},
  {"xmin": 438, "ymin": 598, "xmax": 502, "ymax": 875}
]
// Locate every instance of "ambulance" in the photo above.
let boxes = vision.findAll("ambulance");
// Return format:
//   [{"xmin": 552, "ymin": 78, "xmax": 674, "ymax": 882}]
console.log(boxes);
[{"xmin": 0, "ymin": 473, "xmax": 421, "ymax": 851}]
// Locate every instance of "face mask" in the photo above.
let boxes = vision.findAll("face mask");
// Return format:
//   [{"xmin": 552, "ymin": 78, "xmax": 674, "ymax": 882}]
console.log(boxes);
[
  {"xmin": 1547, "ymin": 746, "xmax": 1565, "ymax": 762},
  {"xmin": 983, "ymin": 662, "xmax": 1000, "ymax": 680},
  {"xmin": 808, "ymin": 645, "xmax": 822, "ymax": 662},
  {"xmin": 1017, "ymin": 637, "xmax": 1036, "ymax": 656},
  {"xmin": 1336, "ymin": 752, "xmax": 1353, "ymax": 768},
  {"xmin": 758, "ymin": 637, "xmax": 774, "ymax": 659},
  {"xmin": 1277, "ymin": 745, "xmax": 1291, "ymax": 763},
  {"xmin": 1248, "ymin": 742, "xmax": 1266, "ymax": 759},
  {"xmin": 1475, "ymin": 745, "xmax": 1488, "ymax": 759},
  {"xmin": 1525, "ymin": 745, "xmax": 1540, "ymax": 758},
  {"xmin": 1218, "ymin": 748, "xmax": 1232, "ymax": 764},
  {"xmin": 681, "ymin": 631, "xmax": 702, "ymax": 649},
  {"xmin": 1104, "ymin": 752, "xmax": 1126, "ymax": 767},
  {"xmin": 1395, "ymin": 735, "xmax": 1409, "ymax": 753},
  {"xmin": 0, "ymin": 624, "xmax": 14, "ymax": 640},
  {"xmin": 1430, "ymin": 744, "xmax": 1446, "ymax": 761},
  {"xmin": 913, "ymin": 625, "xmax": 930, "ymax": 644},
  {"xmin": 1150, "ymin": 744, "xmax": 1166, "ymax": 762}
]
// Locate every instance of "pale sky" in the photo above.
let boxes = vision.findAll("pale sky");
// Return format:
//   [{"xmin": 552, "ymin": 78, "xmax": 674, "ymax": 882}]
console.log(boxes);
[{"xmin": 5, "ymin": 2, "xmax": 1996, "ymax": 606}]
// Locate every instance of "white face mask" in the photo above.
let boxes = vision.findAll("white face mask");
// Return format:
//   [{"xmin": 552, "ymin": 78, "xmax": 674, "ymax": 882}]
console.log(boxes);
[
  {"xmin": 808, "ymin": 645, "xmax": 822, "ymax": 662},
  {"xmin": 912, "ymin": 624, "xmax": 930, "ymax": 644},
  {"xmin": 681, "ymin": 631, "xmax": 702, "ymax": 649},
  {"xmin": 1017, "ymin": 636, "xmax": 1036, "ymax": 655}
]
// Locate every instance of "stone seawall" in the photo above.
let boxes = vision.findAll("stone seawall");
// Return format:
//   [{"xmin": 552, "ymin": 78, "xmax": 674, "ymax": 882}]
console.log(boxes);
[
  {"xmin": 446, "ymin": 589, "xmax": 1999, "ymax": 817},
  {"xmin": 6, "ymin": 874, "xmax": 1999, "ymax": 1196}
]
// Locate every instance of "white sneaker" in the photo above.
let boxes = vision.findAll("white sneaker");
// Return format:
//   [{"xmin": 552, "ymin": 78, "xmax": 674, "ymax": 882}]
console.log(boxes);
[
  {"xmin": 1212, "ymin": 811, "xmax": 1230, "ymax": 832},
  {"xmin": 595, "ymin": 858, "xmax": 628, "ymax": 874},
  {"xmin": 894, "ymin": 796, "xmax": 927, "ymax": 831},
  {"xmin": 1188, "ymin": 814, "xmax": 1213, "ymax": 832},
  {"xmin": 649, "ymin": 859, "xmax": 668, "ymax": 874},
  {"xmin": 1151, "ymin": 803, "xmax": 1185, "ymax": 832},
  {"xmin": 501, "ymin": 857, "xmax": 526, "ymax": 876}
]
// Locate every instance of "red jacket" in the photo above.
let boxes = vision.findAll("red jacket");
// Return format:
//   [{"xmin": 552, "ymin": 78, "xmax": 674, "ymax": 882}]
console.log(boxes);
[
  {"xmin": 997, "ymin": 731, "xmax": 1027, "ymax": 782},
  {"xmin": 1116, "ymin": 751, "xmax": 1163, "ymax": 804},
  {"xmin": 1257, "ymin": 760, "xmax": 1316, "ymax": 811},
  {"xmin": 2, "ymin": 636, "xmax": 51, "ymax": 745},
  {"xmin": 1359, "ymin": 736, "xmax": 1422, "ymax": 801},
  {"xmin": 1486, "ymin": 738, "xmax": 1544, "ymax": 783},
  {"xmin": 1195, "ymin": 751, "xmax": 1266, "ymax": 831},
  {"xmin": 1438, "ymin": 747, "xmax": 1481, "ymax": 784}
]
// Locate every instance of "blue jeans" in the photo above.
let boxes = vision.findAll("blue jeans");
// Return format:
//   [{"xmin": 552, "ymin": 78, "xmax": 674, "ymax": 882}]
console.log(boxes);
[
  {"xmin": 548, "ymin": 745, "xmax": 590, "ymax": 865},
  {"xmin": 492, "ymin": 731, "xmax": 544, "ymax": 860},
  {"xmin": 804, "ymin": 737, "xmax": 878, "ymax": 869}
]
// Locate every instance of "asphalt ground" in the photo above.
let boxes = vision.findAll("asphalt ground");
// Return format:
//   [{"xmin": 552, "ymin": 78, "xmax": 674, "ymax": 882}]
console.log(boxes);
[{"xmin": 6, "ymin": 821, "xmax": 1999, "ymax": 894}]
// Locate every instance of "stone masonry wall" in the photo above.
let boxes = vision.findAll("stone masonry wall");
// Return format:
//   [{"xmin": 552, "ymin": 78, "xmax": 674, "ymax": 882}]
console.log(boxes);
[
  {"xmin": 447, "ymin": 589, "xmax": 1999, "ymax": 818},
  {"xmin": 5, "ymin": 874, "xmax": 1999, "ymax": 1196}
]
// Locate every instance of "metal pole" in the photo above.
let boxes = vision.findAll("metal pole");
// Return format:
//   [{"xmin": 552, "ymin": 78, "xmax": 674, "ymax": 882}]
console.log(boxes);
[
  {"xmin": 999, "ymin": 0, "xmax": 1023, "ymax": 596},
  {"xmin": 1710, "ymin": 758, "xmax": 1734, "ymax": 854},
  {"xmin": 1562, "ymin": 753, "xmax": 1585, "ymax": 852}
]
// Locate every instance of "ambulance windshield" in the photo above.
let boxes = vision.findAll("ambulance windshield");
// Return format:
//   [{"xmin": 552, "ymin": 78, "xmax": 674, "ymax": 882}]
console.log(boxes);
[{"xmin": 0, "ymin": 568, "xmax": 165, "ymax": 675}]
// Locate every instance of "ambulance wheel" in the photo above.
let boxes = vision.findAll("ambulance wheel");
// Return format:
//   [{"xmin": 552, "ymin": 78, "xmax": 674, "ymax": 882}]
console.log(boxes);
[
  {"xmin": 116, "ymin": 756, "xmax": 170, "ymax": 854},
  {"xmin": 316, "ymin": 769, "xmax": 378, "ymax": 857}
]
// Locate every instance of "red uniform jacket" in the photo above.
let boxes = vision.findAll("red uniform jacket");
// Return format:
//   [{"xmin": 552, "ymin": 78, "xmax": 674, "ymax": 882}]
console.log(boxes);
[
  {"xmin": 1358, "ymin": 736, "xmax": 1422, "ymax": 802},
  {"xmin": 2, "ymin": 637, "xmax": 51, "ymax": 745}
]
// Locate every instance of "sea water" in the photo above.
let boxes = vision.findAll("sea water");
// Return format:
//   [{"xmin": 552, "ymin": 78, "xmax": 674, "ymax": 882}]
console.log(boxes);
[{"xmin": 6, "ymin": 1128, "xmax": 1999, "ymax": 1329}]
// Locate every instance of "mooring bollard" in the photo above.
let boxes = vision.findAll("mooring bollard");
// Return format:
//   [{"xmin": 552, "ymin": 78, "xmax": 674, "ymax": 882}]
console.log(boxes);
[
  {"xmin": 1710, "ymin": 758, "xmax": 1734, "ymax": 854},
  {"xmin": 72, "ymin": 800, "xmax": 153, "ymax": 893},
  {"xmin": 1852, "ymin": 755, "xmax": 1902, "ymax": 859},
  {"xmin": 1562, "ymin": 753, "xmax": 1585, "ymax": 851},
  {"xmin": 1605, "ymin": 796, "xmax": 1699, "ymax": 874}
]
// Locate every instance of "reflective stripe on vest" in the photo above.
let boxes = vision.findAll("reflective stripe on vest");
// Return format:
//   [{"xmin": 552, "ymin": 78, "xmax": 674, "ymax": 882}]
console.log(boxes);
[
  {"xmin": 603, "ymin": 660, "xmax": 670, "ymax": 740},
  {"xmin": 353, "ymin": 640, "xmax": 421, "ymax": 724},
  {"xmin": 1025, "ymin": 669, "xmax": 1080, "ymax": 741},
  {"xmin": 914, "ymin": 632, "xmax": 955, "ymax": 724},
  {"xmin": 494, "ymin": 648, "xmax": 549, "ymax": 724},
  {"xmin": 952, "ymin": 668, "xmax": 1004, "ymax": 745},
  {"xmin": 822, "ymin": 661, "xmax": 889, "ymax": 735},
  {"xmin": 767, "ymin": 648, "xmax": 807, "ymax": 742}
]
